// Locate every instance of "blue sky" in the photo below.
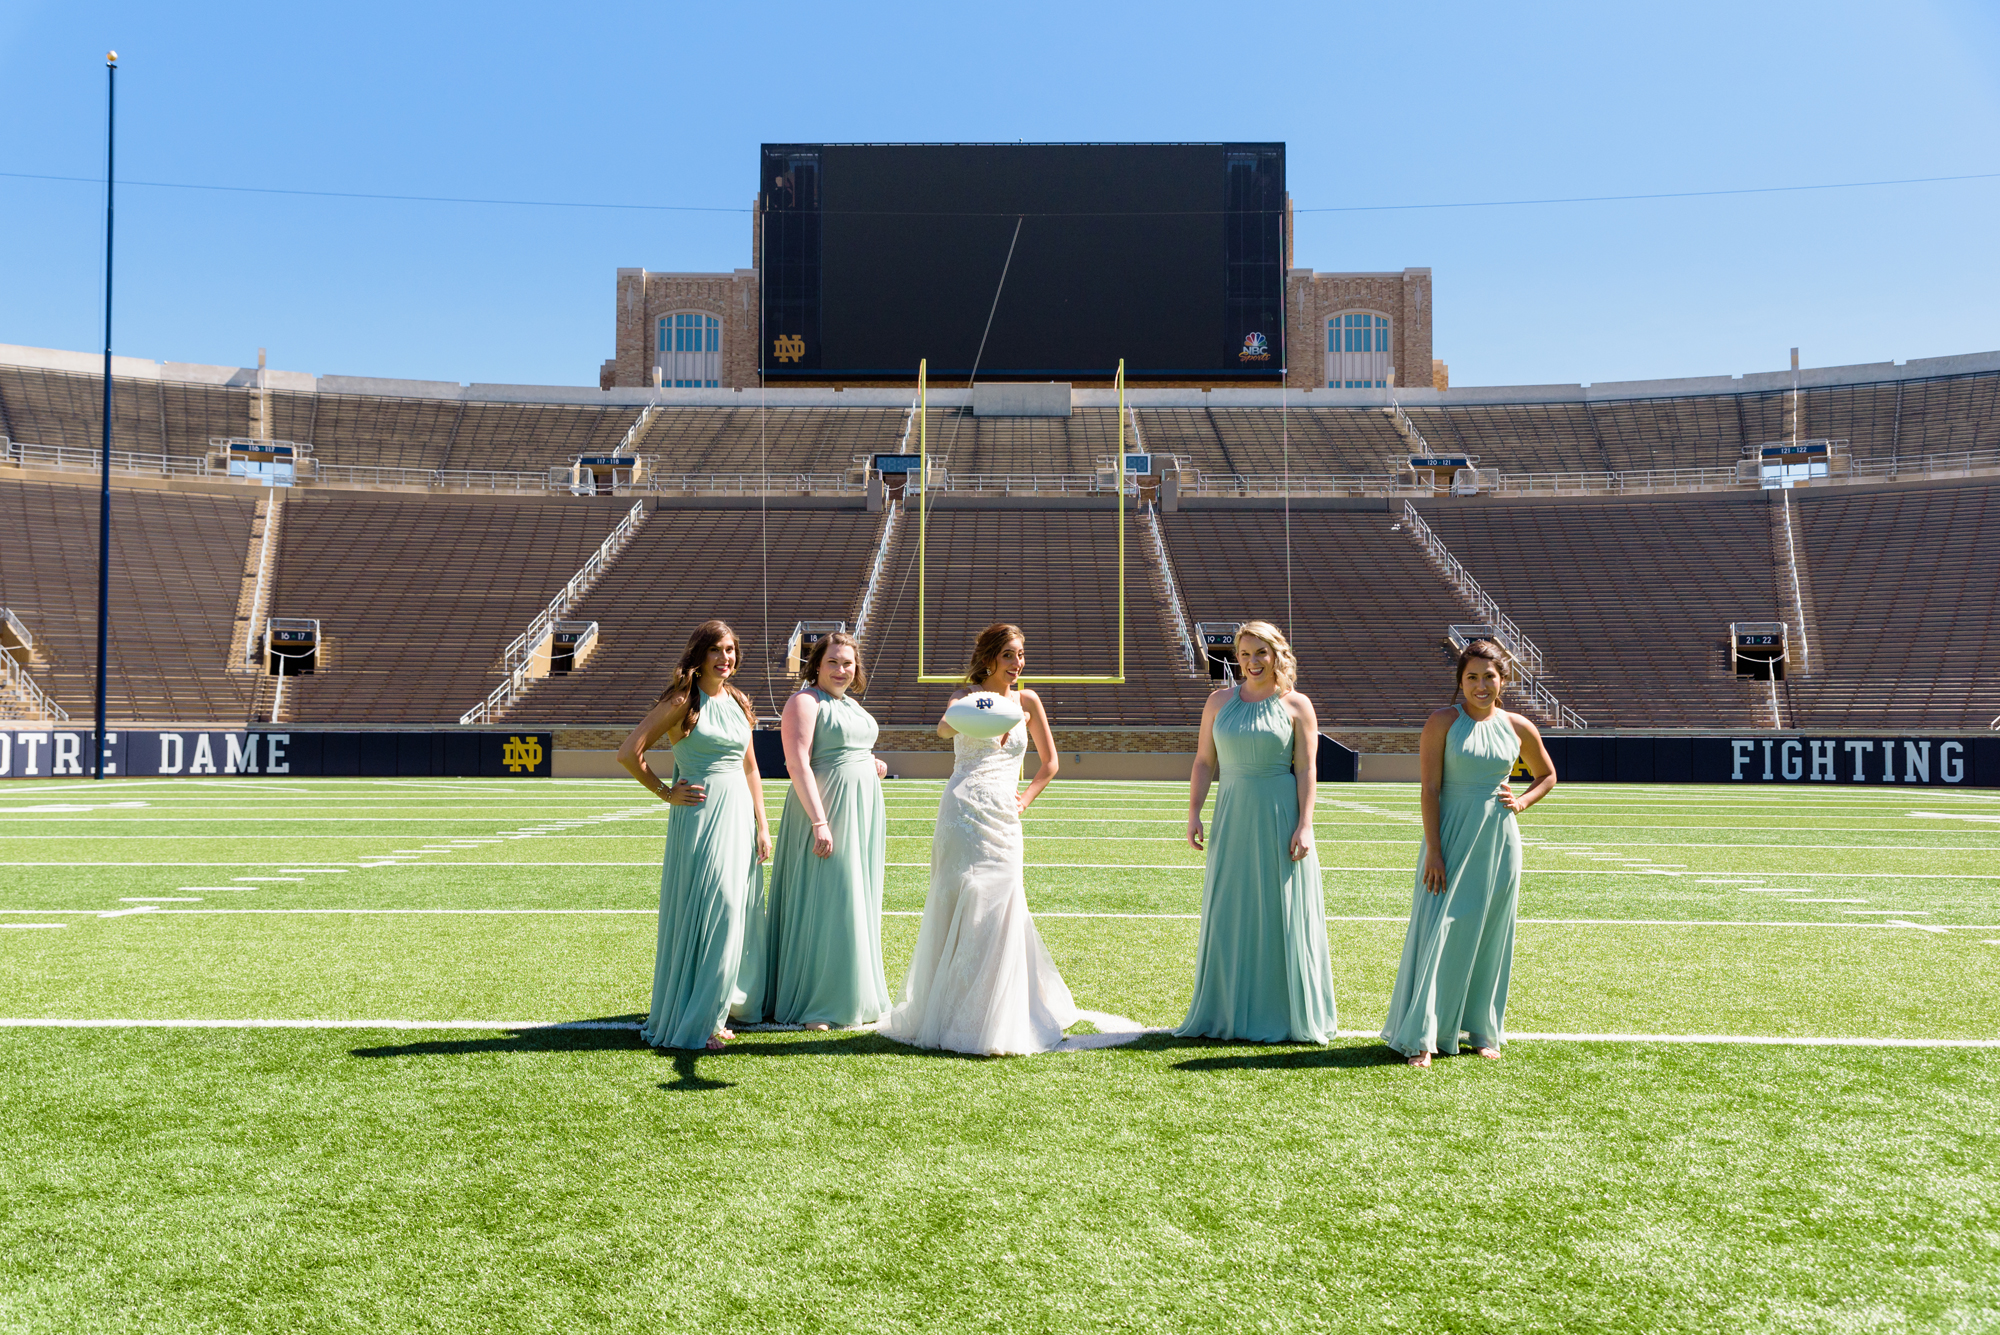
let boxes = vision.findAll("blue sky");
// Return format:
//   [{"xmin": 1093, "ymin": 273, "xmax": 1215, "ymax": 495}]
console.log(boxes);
[{"xmin": 3, "ymin": 1, "xmax": 1997, "ymax": 389}]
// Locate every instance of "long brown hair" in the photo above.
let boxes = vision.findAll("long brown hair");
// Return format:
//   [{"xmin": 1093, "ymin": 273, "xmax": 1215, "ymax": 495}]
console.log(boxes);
[
  {"xmin": 657, "ymin": 620, "xmax": 757, "ymax": 730},
  {"xmin": 800, "ymin": 630, "xmax": 868, "ymax": 696},
  {"xmin": 1451, "ymin": 638, "xmax": 1513, "ymax": 705},
  {"xmin": 965, "ymin": 622, "xmax": 1025, "ymax": 686}
]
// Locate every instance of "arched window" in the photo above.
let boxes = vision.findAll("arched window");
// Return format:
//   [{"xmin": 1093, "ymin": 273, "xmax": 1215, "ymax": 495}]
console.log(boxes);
[
  {"xmin": 657, "ymin": 312, "xmax": 721, "ymax": 387},
  {"xmin": 1327, "ymin": 312, "xmax": 1390, "ymax": 389}
]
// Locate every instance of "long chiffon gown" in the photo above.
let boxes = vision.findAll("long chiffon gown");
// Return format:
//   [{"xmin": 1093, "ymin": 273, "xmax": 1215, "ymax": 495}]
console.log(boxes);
[
  {"xmin": 1176, "ymin": 687, "xmax": 1339, "ymax": 1044},
  {"xmin": 881, "ymin": 724, "xmax": 1078, "ymax": 1055},
  {"xmin": 1380, "ymin": 705, "xmax": 1523, "ymax": 1057},
  {"xmin": 734, "ymin": 687, "xmax": 890, "ymax": 1027},
  {"xmin": 641, "ymin": 689, "xmax": 758, "ymax": 1050}
]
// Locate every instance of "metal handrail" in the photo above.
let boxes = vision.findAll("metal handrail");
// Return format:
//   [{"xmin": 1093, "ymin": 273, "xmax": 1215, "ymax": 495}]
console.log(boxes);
[
  {"xmin": 1401, "ymin": 501, "xmax": 1546, "ymax": 679},
  {"xmin": 1402, "ymin": 501, "xmax": 1588, "ymax": 728},
  {"xmin": 459, "ymin": 499, "xmax": 646, "ymax": 725},
  {"xmin": 1, "ymin": 650, "xmax": 69, "ymax": 723},
  {"xmin": 851, "ymin": 503, "xmax": 900, "ymax": 646},
  {"xmin": 13, "ymin": 428, "xmax": 1997, "ymax": 502},
  {"xmin": 1144, "ymin": 508, "xmax": 1202, "ymax": 676}
]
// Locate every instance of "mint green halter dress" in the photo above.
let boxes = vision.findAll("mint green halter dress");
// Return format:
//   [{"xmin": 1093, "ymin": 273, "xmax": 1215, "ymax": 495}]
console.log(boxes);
[
  {"xmin": 641, "ymin": 688, "xmax": 759, "ymax": 1050},
  {"xmin": 1380, "ymin": 705, "xmax": 1524, "ymax": 1057},
  {"xmin": 1176, "ymin": 687, "xmax": 1339, "ymax": 1044},
  {"xmin": 735, "ymin": 688, "xmax": 890, "ymax": 1027}
]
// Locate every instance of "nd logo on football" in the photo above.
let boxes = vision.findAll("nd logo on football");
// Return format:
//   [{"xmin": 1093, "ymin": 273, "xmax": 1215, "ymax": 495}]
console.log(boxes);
[{"xmin": 502, "ymin": 736, "xmax": 544, "ymax": 772}]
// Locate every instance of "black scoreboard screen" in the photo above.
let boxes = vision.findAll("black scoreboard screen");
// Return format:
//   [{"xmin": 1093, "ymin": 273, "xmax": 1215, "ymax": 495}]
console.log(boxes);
[{"xmin": 759, "ymin": 143, "xmax": 1285, "ymax": 381}]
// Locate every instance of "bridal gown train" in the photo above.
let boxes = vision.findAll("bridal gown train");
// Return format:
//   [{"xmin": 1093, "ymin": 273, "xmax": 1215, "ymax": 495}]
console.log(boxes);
[{"xmin": 881, "ymin": 724, "xmax": 1078, "ymax": 1055}]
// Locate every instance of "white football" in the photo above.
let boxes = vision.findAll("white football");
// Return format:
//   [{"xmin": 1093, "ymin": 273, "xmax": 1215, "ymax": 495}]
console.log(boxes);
[{"xmin": 944, "ymin": 691, "xmax": 1025, "ymax": 739}]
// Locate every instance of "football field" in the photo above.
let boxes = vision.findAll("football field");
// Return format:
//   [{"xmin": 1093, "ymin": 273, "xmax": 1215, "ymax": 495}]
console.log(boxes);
[{"xmin": 2, "ymin": 777, "xmax": 1996, "ymax": 1332}]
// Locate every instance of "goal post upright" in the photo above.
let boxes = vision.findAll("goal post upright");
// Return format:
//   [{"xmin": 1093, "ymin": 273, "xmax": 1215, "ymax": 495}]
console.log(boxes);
[{"xmin": 912, "ymin": 355, "xmax": 1127, "ymax": 686}]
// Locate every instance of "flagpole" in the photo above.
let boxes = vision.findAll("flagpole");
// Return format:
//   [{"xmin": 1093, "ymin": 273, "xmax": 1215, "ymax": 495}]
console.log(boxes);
[{"xmin": 93, "ymin": 51, "xmax": 118, "ymax": 779}]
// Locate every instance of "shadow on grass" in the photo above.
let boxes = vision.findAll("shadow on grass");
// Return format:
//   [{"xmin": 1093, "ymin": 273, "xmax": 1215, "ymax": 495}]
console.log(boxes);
[
  {"xmin": 347, "ymin": 1019, "xmax": 1006, "ymax": 1092},
  {"xmin": 348, "ymin": 1016, "xmax": 649, "ymax": 1059},
  {"xmin": 1104, "ymin": 1032, "xmax": 1406, "ymax": 1072}
]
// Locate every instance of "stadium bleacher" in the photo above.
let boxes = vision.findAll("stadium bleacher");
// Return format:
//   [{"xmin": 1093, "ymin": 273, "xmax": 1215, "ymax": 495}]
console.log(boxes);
[
  {"xmin": 1414, "ymin": 491, "xmax": 1784, "ymax": 728},
  {"xmin": 268, "ymin": 492, "xmax": 631, "ymax": 723},
  {"xmin": 1788, "ymin": 478, "xmax": 2000, "ymax": 730},
  {"xmin": 0, "ymin": 477, "xmax": 257, "ymax": 721},
  {"xmin": 503, "ymin": 504, "xmax": 887, "ymax": 724},
  {"xmin": 4, "ymin": 345, "xmax": 1996, "ymax": 735},
  {"xmin": 856, "ymin": 503, "xmax": 1213, "ymax": 729},
  {"xmin": 1162, "ymin": 506, "xmax": 1483, "ymax": 728}
]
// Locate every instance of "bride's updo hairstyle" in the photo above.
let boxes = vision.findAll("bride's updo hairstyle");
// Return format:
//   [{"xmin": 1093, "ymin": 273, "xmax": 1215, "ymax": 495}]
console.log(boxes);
[
  {"xmin": 965, "ymin": 623, "xmax": 1026, "ymax": 685},
  {"xmin": 1451, "ymin": 638, "xmax": 1513, "ymax": 705},
  {"xmin": 1234, "ymin": 620, "xmax": 1298, "ymax": 694}
]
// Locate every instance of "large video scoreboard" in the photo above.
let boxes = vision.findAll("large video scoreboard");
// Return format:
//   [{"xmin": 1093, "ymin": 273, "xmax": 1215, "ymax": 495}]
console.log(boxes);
[{"xmin": 759, "ymin": 142, "xmax": 1286, "ymax": 381}]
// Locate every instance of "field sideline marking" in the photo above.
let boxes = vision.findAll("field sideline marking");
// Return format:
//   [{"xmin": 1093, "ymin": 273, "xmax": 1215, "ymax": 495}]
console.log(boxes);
[
  {"xmin": 6, "ymin": 907, "xmax": 1997, "ymax": 930},
  {"xmin": 0, "ymin": 1018, "xmax": 1993, "ymax": 1048}
]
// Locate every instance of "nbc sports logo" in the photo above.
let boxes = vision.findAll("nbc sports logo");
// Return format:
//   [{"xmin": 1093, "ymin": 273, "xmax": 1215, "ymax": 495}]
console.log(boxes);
[{"xmin": 1239, "ymin": 332, "xmax": 1270, "ymax": 362}]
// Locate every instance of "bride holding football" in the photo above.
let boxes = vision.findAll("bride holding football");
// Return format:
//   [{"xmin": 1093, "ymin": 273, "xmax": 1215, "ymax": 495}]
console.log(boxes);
[{"xmin": 879, "ymin": 622, "xmax": 1079, "ymax": 1055}]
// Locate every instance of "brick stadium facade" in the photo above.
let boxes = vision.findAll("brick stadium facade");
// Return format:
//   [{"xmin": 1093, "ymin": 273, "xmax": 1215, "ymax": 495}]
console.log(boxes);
[{"xmin": 604, "ymin": 264, "xmax": 1444, "ymax": 393}]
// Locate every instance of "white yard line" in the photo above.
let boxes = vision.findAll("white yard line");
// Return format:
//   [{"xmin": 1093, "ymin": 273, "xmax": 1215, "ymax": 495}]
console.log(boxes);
[
  {"xmin": 0, "ymin": 1017, "xmax": 1991, "ymax": 1048},
  {"xmin": 23, "ymin": 907, "xmax": 1994, "ymax": 931},
  {"xmin": 0, "ymin": 923, "xmax": 67, "ymax": 929}
]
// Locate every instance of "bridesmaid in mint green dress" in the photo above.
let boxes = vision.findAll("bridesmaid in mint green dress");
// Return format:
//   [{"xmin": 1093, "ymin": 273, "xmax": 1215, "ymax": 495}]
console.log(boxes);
[
  {"xmin": 1381, "ymin": 639, "xmax": 1557, "ymax": 1067},
  {"xmin": 1178, "ymin": 620, "xmax": 1338, "ymax": 1044},
  {"xmin": 736, "ymin": 631, "xmax": 890, "ymax": 1029},
  {"xmin": 618, "ymin": 620, "xmax": 772, "ymax": 1052}
]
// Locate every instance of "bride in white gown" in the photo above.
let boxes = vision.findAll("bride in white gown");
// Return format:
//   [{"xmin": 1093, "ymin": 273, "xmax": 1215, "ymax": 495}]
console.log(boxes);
[{"xmin": 882, "ymin": 623, "xmax": 1078, "ymax": 1055}]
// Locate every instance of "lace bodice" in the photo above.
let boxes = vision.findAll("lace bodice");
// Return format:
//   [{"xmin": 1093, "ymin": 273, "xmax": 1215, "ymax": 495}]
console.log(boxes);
[{"xmin": 951, "ymin": 723, "xmax": 1028, "ymax": 785}]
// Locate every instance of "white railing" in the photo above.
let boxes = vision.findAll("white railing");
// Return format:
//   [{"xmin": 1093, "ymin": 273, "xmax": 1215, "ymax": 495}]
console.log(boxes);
[
  {"xmin": 1401, "ymin": 500, "xmax": 1587, "ymax": 728},
  {"xmin": 616, "ymin": 405, "xmax": 659, "ymax": 456},
  {"xmin": 16, "ymin": 428, "xmax": 1997, "ymax": 504},
  {"xmin": 1854, "ymin": 446, "xmax": 2000, "ymax": 481},
  {"xmin": 643, "ymin": 472, "xmax": 859, "ymax": 495},
  {"xmin": 851, "ymin": 503, "xmax": 901, "ymax": 646},
  {"xmin": 1390, "ymin": 394, "xmax": 1432, "ymax": 456},
  {"xmin": 1401, "ymin": 501, "xmax": 1546, "ymax": 679},
  {"xmin": 1487, "ymin": 465, "xmax": 1743, "ymax": 496},
  {"xmin": 6, "ymin": 439, "xmax": 212, "ymax": 479},
  {"xmin": 1, "ymin": 651, "xmax": 68, "ymax": 723},
  {"xmin": 1144, "ymin": 508, "xmax": 1202, "ymax": 676},
  {"xmin": 241, "ymin": 494, "xmax": 281, "ymax": 668},
  {"xmin": 945, "ymin": 472, "xmax": 1103, "ymax": 495},
  {"xmin": 459, "ymin": 500, "xmax": 646, "ymax": 725},
  {"xmin": 1182, "ymin": 471, "xmax": 1418, "ymax": 498}
]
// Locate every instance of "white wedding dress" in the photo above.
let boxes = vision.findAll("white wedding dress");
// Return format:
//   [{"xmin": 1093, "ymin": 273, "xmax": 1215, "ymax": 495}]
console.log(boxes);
[{"xmin": 881, "ymin": 725, "xmax": 1078, "ymax": 1055}]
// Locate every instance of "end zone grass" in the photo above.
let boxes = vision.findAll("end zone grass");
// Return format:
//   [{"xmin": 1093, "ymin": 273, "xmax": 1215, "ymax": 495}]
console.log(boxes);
[{"xmin": 2, "ymin": 778, "xmax": 1996, "ymax": 1332}]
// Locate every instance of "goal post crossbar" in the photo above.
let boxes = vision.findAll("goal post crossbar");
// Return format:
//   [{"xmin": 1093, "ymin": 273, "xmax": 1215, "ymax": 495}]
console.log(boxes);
[{"xmin": 915, "ymin": 358, "xmax": 1127, "ymax": 685}]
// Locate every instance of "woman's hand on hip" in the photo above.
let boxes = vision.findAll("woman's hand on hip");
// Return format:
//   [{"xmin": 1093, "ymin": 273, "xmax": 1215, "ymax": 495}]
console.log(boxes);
[{"xmin": 662, "ymin": 779, "xmax": 705, "ymax": 807}]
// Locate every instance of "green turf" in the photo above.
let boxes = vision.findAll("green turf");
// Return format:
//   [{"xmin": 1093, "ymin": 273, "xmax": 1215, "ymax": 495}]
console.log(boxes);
[{"xmin": 2, "ymin": 777, "xmax": 1997, "ymax": 1333}]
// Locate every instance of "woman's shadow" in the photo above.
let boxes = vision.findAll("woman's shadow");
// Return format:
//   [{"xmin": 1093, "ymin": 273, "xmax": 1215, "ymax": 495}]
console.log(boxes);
[{"xmin": 348, "ymin": 1018, "xmax": 917, "ymax": 1093}]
